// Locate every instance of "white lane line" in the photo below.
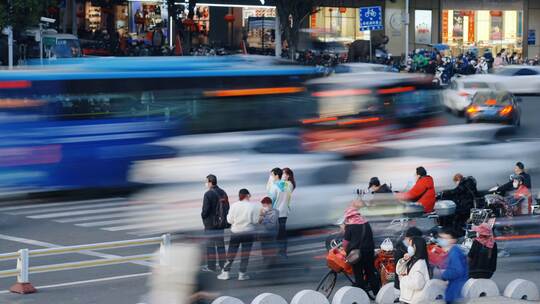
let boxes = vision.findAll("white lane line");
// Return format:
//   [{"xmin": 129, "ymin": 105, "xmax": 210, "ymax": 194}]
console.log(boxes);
[
  {"xmin": 28, "ymin": 204, "xmax": 160, "ymax": 219},
  {"xmin": 9, "ymin": 200, "xmax": 137, "ymax": 215},
  {"xmin": 0, "ymin": 234, "xmax": 154, "ymax": 267},
  {"xmin": 0, "ymin": 272, "xmax": 151, "ymax": 294},
  {"xmin": 129, "ymin": 223, "xmax": 203, "ymax": 236},
  {"xmin": 0, "ymin": 198, "xmax": 125, "ymax": 212},
  {"xmin": 76, "ymin": 211, "xmax": 189, "ymax": 227},
  {"xmin": 103, "ymin": 217, "xmax": 197, "ymax": 232}
]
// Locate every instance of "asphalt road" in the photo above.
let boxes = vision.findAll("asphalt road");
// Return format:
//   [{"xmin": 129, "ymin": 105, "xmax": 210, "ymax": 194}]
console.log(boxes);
[{"xmin": 0, "ymin": 97, "xmax": 538, "ymax": 303}]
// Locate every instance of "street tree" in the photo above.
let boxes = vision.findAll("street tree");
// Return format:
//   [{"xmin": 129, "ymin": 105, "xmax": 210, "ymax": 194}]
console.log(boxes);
[
  {"xmin": 0, "ymin": 0, "xmax": 56, "ymax": 35},
  {"xmin": 275, "ymin": 0, "xmax": 323, "ymax": 59}
]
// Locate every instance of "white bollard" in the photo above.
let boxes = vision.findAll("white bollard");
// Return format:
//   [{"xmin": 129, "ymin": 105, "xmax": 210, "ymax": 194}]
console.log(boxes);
[
  {"xmin": 375, "ymin": 283, "xmax": 400, "ymax": 304},
  {"xmin": 212, "ymin": 296, "xmax": 245, "ymax": 304},
  {"xmin": 503, "ymin": 279, "xmax": 540, "ymax": 301},
  {"xmin": 332, "ymin": 286, "xmax": 370, "ymax": 304},
  {"xmin": 416, "ymin": 279, "xmax": 446, "ymax": 302},
  {"xmin": 9, "ymin": 249, "xmax": 36, "ymax": 294},
  {"xmin": 251, "ymin": 293, "xmax": 288, "ymax": 304},
  {"xmin": 462, "ymin": 278, "xmax": 500, "ymax": 299},
  {"xmin": 291, "ymin": 290, "xmax": 330, "ymax": 304}
]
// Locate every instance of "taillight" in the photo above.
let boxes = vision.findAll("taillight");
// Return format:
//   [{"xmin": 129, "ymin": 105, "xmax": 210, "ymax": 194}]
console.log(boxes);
[
  {"xmin": 466, "ymin": 105, "xmax": 479, "ymax": 114},
  {"xmin": 499, "ymin": 106, "xmax": 513, "ymax": 116},
  {"xmin": 458, "ymin": 91, "xmax": 470, "ymax": 97}
]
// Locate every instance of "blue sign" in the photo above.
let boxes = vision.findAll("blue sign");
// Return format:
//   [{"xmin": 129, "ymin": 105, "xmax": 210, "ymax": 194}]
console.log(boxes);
[
  {"xmin": 359, "ymin": 6, "xmax": 383, "ymax": 31},
  {"xmin": 528, "ymin": 29, "xmax": 536, "ymax": 46}
]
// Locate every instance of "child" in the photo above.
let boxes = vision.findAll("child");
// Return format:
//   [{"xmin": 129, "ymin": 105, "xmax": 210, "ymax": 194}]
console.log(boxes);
[{"xmin": 259, "ymin": 197, "xmax": 279, "ymax": 264}]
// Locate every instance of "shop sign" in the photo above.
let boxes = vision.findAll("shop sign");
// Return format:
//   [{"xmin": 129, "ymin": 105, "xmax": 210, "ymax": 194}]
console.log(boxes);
[
  {"xmin": 359, "ymin": 6, "xmax": 383, "ymax": 31},
  {"xmin": 453, "ymin": 11, "xmax": 464, "ymax": 40},
  {"xmin": 491, "ymin": 12, "xmax": 502, "ymax": 40},
  {"xmin": 529, "ymin": 29, "xmax": 536, "ymax": 45},
  {"xmin": 442, "ymin": 11, "xmax": 448, "ymax": 43},
  {"xmin": 414, "ymin": 10, "xmax": 432, "ymax": 44}
]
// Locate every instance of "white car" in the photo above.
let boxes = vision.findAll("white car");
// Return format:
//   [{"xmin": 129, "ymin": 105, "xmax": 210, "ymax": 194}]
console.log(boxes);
[
  {"xmin": 443, "ymin": 76, "xmax": 501, "ymax": 115},
  {"xmin": 491, "ymin": 65, "xmax": 540, "ymax": 95}
]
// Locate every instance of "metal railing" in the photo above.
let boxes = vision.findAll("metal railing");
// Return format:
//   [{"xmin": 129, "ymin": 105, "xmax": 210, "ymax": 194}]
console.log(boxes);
[{"xmin": 0, "ymin": 234, "xmax": 170, "ymax": 289}]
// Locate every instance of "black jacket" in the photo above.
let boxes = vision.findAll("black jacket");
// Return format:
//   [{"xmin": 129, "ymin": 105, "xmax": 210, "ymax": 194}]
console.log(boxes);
[
  {"xmin": 498, "ymin": 172, "xmax": 532, "ymax": 194},
  {"xmin": 373, "ymin": 184, "xmax": 392, "ymax": 194},
  {"xmin": 343, "ymin": 223, "xmax": 374, "ymax": 254},
  {"xmin": 441, "ymin": 177, "xmax": 477, "ymax": 213},
  {"xmin": 468, "ymin": 240, "xmax": 497, "ymax": 279},
  {"xmin": 201, "ymin": 186, "xmax": 229, "ymax": 230}
]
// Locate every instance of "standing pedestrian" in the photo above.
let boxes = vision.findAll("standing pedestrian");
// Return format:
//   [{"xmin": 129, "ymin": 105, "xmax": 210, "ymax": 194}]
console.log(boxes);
[
  {"xmin": 394, "ymin": 227, "xmax": 423, "ymax": 291},
  {"xmin": 468, "ymin": 224, "xmax": 497, "ymax": 279},
  {"xmin": 396, "ymin": 236, "xmax": 431, "ymax": 304},
  {"xmin": 438, "ymin": 227, "xmax": 468, "ymax": 304},
  {"xmin": 218, "ymin": 189, "xmax": 260, "ymax": 281},
  {"xmin": 342, "ymin": 200, "xmax": 380, "ymax": 295},
  {"xmin": 267, "ymin": 168, "xmax": 294, "ymax": 258},
  {"xmin": 201, "ymin": 174, "xmax": 229, "ymax": 273},
  {"xmin": 258, "ymin": 196, "xmax": 279, "ymax": 265}
]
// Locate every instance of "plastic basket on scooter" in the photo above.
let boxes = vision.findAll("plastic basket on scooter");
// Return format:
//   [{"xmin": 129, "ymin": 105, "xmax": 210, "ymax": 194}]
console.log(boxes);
[{"xmin": 326, "ymin": 248, "xmax": 353, "ymax": 275}]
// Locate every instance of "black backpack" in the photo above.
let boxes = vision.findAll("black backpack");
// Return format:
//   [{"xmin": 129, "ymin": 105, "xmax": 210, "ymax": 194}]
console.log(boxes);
[{"xmin": 212, "ymin": 189, "xmax": 230, "ymax": 229}]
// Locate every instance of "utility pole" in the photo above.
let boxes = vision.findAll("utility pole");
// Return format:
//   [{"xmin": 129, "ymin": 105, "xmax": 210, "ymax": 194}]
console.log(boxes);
[
  {"xmin": 404, "ymin": 0, "xmax": 410, "ymax": 59},
  {"xmin": 7, "ymin": 0, "xmax": 14, "ymax": 69}
]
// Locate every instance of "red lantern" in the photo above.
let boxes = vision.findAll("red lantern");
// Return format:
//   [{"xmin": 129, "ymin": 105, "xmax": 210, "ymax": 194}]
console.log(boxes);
[
  {"xmin": 224, "ymin": 14, "xmax": 235, "ymax": 23},
  {"xmin": 339, "ymin": 7, "xmax": 347, "ymax": 14}
]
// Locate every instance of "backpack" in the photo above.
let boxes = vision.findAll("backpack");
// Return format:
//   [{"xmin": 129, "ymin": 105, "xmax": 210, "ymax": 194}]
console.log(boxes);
[{"xmin": 212, "ymin": 189, "xmax": 230, "ymax": 229}]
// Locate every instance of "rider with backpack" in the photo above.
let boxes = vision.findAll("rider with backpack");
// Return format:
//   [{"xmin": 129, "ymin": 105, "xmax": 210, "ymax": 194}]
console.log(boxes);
[{"xmin": 201, "ymin": 174, "xmax": 230, "ymax": 273}]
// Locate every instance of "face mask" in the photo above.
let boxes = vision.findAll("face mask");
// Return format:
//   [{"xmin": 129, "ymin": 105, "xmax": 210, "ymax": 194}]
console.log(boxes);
[
  {"xmin": 407, "ymin": 246, "xmax": 415, "ymax": 256},
  {"xmin": 513, "ymin": 181, "xmax": 519, "ymax": 189},
  {"xmin": 402, "ymin": 239, "xmax": 409, "ymax": 247},
  {"xmin": 437, "ymin": 238, "xmax": 450, "ymax": 248}
]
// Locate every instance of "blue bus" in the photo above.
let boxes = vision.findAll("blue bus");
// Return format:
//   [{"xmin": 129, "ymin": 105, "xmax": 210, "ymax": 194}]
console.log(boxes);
[{"xmin": 0, "ymin": 56, "xmax": 323, "ymax": 194}]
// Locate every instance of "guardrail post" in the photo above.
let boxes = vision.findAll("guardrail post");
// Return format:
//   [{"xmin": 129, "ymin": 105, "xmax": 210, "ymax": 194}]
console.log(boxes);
[
  {"xmin": 9, "ymin": 249, "xmax": 36, "ymax": 294},
  {"xmin": 159, "ymin": 234, "xmax": 171, "ymax": 266}
]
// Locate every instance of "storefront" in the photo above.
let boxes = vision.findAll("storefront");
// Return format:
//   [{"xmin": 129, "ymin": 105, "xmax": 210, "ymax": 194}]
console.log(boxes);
[
  {"xmin": 243, "ymin": 7, "xmax": 276, "ymax": 50},
  {"xmin": 76, "ymin": 1, "xmax": 129, "ymax": 38},
  {"xmin": 437, "ymin": 0, "xmax": 525, "ymax": 55},
  {"xmin": 309, "ymin": 7, "xmax": 370, "ymax": 43},
  {"xmin": 128, "ymin": 1, "xmax": 168, "ymax": 38}
]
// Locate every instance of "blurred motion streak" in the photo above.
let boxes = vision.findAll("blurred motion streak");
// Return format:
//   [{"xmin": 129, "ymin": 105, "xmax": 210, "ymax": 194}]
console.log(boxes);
[
  {"xmin": 312, "ymin": 89, "xmax": 372, "ymax": 97},
  {"xmin": 203, "ymin": 87, "xmax": 305, "ymax": 97},
  {"xmin": 0, "ymin": 145, "xmax": 62, "ymax": 166},
  {"xmin": 0, "ymin": 80, "xmax": 32, "ymax": 89}
]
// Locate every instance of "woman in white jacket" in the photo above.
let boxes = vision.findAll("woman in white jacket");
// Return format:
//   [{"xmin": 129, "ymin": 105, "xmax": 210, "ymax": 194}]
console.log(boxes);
[{"xmin": 396, "ymin": 236, "xmax": 431, "ymax": 304}]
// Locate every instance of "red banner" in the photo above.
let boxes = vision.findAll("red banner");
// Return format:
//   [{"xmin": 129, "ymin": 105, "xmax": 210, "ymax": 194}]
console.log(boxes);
[{"xmin": 442, "ymin": 11, "xmax": 449, "ymax": 43}]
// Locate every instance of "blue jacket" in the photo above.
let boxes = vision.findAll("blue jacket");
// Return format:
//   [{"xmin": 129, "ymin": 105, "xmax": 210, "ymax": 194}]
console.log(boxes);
[{"xmin": 442, "ymin": 246, "xmax": 468, "ymax": 303}]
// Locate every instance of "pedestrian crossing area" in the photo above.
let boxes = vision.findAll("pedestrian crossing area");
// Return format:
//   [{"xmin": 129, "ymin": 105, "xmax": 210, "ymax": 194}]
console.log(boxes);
[{"xmin": 0, "ymin": 197, "xmax": 205, "ymax": 236}]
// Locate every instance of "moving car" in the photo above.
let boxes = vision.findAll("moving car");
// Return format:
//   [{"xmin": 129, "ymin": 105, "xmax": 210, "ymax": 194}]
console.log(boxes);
[
  {"xmin": 465, "ymin": 91, "xmax": 521, "ymax": 126},
  {"xmin": 491, "ymin": 66, "xmax": 540, "ymax": 95},
  {"xmin": 443, "ymin": 76, "xmax": 501, "ymax": 115}
]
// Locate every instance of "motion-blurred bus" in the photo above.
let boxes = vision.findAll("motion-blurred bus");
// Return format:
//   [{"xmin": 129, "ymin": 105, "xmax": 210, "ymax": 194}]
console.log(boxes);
[{"xmin": 0, "ymin": 56, "xmax": 323, "ymax": 194}]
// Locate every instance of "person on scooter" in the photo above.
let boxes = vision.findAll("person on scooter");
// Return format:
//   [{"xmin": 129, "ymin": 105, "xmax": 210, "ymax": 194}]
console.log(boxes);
[
  {"xmin": 439, "ymin": 174, "xmax": 478, "ymax": 237},
  {"xmin": 396, "ymin": 167, "xmax": 436, "ymax": 213},
  {"xmin": 368, "ymin": 177, "xmax": 392, "ymax": 194},
  {"xmin": 394, "ymin": 227, "xmax": 423, "ymax": 291},
  {"xmin": 468, "ymin": 223, "xmax": 497, "ymax": 279},
  {"xmin": 495, "ymin": 162, "xmax": 532, "ymax": 194},
  {"xmin": 510, "ymin": 175, "xmax": 532, "ymax": 215},
  {"xmin": 342, "ymin": 200, "xmax": 380, "ymax": 295}
]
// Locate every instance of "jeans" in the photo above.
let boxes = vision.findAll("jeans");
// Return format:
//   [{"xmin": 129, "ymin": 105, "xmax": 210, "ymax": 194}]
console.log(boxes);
[
  {"xmin": 352, "ymin": 249, "xmax": 380, "ymax": 294},
  {"xmin": 277, "ymin": 217, "xmax": 288, "ymax": 257},
  {"xmin": 224, "ymin": 232, "xmax": 254, "ymax": 273},
  {"xmin": 205, "ymin": 229, "xmax": 226, "ymax": 270},
  {"xmin": 259, "ymin": 232, "xmax": 278, "ymax": 263}
]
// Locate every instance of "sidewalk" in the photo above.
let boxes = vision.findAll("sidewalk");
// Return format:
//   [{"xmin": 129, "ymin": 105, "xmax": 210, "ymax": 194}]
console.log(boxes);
[{"xmin": 428, "ymin": 297, "xmax": 534, "ymax": 304}]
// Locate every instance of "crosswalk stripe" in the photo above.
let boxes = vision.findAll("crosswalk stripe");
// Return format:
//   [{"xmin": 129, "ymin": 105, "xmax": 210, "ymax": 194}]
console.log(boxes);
[
  {"xmin": 75, "ymin": 212, "xmax": 190, "ymax": 227},
  {"xmin": 28, "ymin": 204, "xmax": 159, "ymax": 219},
  {"xmin": 0, "ymin": 198, "xmax": 125, "ymax": 212},
  {"xmin": 102, "ymin": 217, "xmax": 197, "ymax": 232},
  {"xmin": 9, "ymin": 200, "xmax": 136, "ymax": 215}
]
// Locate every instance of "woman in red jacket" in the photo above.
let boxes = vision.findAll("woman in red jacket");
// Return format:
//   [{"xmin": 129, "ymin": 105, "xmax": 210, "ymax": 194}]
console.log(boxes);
[{"xmin": 396, "ymin": 167, "xmax": 436, "ymax": 213}]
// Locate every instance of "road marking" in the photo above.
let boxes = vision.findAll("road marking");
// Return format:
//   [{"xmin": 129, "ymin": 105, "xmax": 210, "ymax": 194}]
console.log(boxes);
[
  {"xmin": 9, "ymin": 200, "xmax": 138, "ymax": 215},
  {"xmin": 0, "ymin": 272, "xmax": 151, "ymax": 294},
  {"xmin": 0, "ymin": 198, "xmax": 125, "ymax": 212},
  {"xmin": 103, "ymin": 218, "xmax": 194, "ymax": 232},
  {"xmin": 0, "ymin": 233, "xmax": 154, "ymax": 267},
  {"xmin": 28, "ymin": 204, "xmax": 160, "ymax": 219},
  {"xmin": 76, "ymin": 212, "xmax": 187, "ymax": 227}
]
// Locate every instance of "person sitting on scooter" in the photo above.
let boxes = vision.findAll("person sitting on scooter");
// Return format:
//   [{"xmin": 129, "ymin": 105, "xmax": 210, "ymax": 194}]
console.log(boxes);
[
  {"xmin": 510, "ymin": 175, "xmax": 532, "ymax": 215},
  {"xmin": 394, "ymin": 227, "xmax": 423, "ymax": 291},
  {"xmin": 468, "ymin": 223, "xmax": 497, "ymax": 279},
  {"xmin": 495, "ymin": 162, "xmax": 532, "ymax": 194},
  {"xmin": 342, "ymin": 200, "xmax": 380, "ymax": 295},
  {"xmin": 368, "ymin": 177, "xmax": 392, "ymax": 194},
  {"xmin": 396, "ymin": 167, "xmax": 436, "ymax": 213},
  {"xmin": 439, "ymin": 174, "xmax": 478, "ymax": 236}
]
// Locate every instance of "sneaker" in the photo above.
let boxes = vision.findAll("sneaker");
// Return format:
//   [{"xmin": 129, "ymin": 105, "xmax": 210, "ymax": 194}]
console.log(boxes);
[
  {"xmin": 217, "ymin": 271, "xmax": 230, "ymax": 280},
  {"xmin": 201, "ymin": 266, "xmax": 217, "ymax": 273},
  {"xmin": 238, "ymin": 272, "xmax": 250, "ymax": 281}
]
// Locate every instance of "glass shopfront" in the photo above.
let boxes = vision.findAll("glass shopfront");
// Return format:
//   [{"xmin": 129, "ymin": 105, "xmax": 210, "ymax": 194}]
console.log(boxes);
[
  {"xmin": 442, "ymin": 10, "xmax": 523, "ymax": 55},
  {"xmin": 310, "ymin": 7, "xmax": 370, "ymax": 42}
]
